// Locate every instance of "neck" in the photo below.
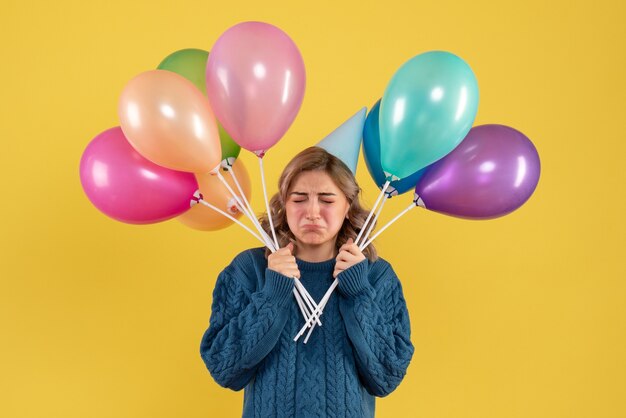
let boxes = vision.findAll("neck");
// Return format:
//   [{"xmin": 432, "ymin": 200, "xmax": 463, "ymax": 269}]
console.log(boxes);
[{"xmin": 295, "ymin": 240, "xmax": 336, "ymax": 262}]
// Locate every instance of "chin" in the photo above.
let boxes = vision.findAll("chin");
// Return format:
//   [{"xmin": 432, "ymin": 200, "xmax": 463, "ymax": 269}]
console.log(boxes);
[
  {"xmin": 295, "ymin": 233, "xmax": 325, "ymax": 245},
  {"xmin": 296, "ymin": 231, "xmax": 338, "ymax": 247},
  {"xmin": 298, "ymin": 237, "xmax": 325, "ymax": 246}
]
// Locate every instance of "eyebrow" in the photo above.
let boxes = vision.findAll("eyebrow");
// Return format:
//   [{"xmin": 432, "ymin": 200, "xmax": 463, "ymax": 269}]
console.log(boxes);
[{"xmin": 289, "ymin": 192, "xmax": 337, "ymax": 197}]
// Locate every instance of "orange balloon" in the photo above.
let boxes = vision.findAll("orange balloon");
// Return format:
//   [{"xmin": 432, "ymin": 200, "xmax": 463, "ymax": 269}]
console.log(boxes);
[
  {"xmin": 178, "ymin": 159, "xmax": 252, "ymax": 231},
  {"xmin": 118, "ymin": 70, "xmax": 221, "ymax": 173}
]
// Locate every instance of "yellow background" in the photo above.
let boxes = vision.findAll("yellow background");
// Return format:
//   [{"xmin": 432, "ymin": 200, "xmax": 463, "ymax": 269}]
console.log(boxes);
[{"xmin": 1, "ymin": 0, "xmax": 625, "ymax": 417}]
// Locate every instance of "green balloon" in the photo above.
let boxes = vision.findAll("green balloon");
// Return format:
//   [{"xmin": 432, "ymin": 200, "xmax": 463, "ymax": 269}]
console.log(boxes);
[
  {"xmin": 158, "ymin": 49, "xmax": 241, "ymax": 161},
  {"xmin": 218, "ymin": 124, "xmax": 241, "ymax": 162},
  {"xmin": 158, "ymin": 48, "xmax": 209, "ymax": 94},
  {"xmin": 380, "ymin": 51, "xmax": 479, "ymax": 179}
]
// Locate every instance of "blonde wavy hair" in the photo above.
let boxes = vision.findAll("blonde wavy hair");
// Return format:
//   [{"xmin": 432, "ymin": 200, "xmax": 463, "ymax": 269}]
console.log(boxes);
[{"xmin": 259, "ymin": 147, "xmax": 377, "ymax": 261}]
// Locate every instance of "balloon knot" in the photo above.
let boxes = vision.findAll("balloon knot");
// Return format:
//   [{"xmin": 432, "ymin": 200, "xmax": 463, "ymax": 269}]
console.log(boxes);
[
  {"xmin": 384, "ymin": 186, "xmax": 398, "ymax": 198},
  {"xmin": 221, "ymin": 157, "xmax": 236, "ymax": 170},
  {"xmin": 413, "ymin": 193, "xmax": 425, "ymax": 208},
  {"xmin": 227, "ymin": 198, "xmax": 240, "ymax": 215},
  {"xmin": 190, "ymin": 190, "xmax": 203, "ymax": 207}
]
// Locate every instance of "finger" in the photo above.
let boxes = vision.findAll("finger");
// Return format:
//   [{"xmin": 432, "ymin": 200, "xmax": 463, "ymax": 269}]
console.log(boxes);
[
  {"xmin": 335, "ymin": 260, "xmax": 348, "ymax": 271},
  {"xmin": 337, "ymin": 252, "xmax": 358, "ymax": 263},
  {"xmin": 286, "ymin": 268, "xmax": 300, "ymax": 279},
  {"xmin": 275, "ymin": 255, "xmax": 297, "ymax": 264},
  {"xmin": 343, "ymin": 243, "xmax": 362, "ymax": 256},
  {"xmin": 275, "ymin": 260, "xmax": 298, "ymax": 270},
  {"xmin": 268, "ymin": 256, "xmax": 298, "ymax": 267}
]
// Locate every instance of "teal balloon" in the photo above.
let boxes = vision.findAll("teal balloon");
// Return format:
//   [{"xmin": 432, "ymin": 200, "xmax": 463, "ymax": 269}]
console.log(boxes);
[
  {"xmin": 158, "ymin": 48, "xmax": 241, "ymax": 161},
  {"xmin": 380, "ymin": 51, "xmax": 479, "ymax": 179},
  {"xmin": 316, "ymin": 108, "xmax": 366, "ymax": 175},
  {"xmin": 363, "ymin": 99, "xmax": 427, "ymax": 197}
]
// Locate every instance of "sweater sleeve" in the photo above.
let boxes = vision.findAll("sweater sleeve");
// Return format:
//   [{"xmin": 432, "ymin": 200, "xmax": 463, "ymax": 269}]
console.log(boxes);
[
  {"xmin": 336, "ymin": 259, "xmax": 414, "ymax": 397},
  {"xmin": 200, "ymin": 252, "xmax": 295, "ymax": 391}
]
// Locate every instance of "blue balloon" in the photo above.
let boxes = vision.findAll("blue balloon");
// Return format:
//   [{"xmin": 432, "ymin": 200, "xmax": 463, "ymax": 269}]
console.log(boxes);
[{"xmin": 363, "ymin": 99, "xmax": 427, "ymax": 197}]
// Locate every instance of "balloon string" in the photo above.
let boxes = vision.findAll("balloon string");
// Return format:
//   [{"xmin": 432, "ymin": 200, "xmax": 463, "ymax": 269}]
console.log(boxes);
[
  {"xmin": 303, "ymin": 278, "xmax": 339, "ymax": 343},
  {"xmin": 355, "ymin": 181, "xmax": 390, "ymax": 246},
  {"xmin": 360, "ymin": 202, "xmax": 417, "ymax": 251},
  {"xmin": 196, "ymin": 199, "xmax": 266, "ymax": 246},
  {"xmin": 295, "ymin": 276, "xmax": 320, "ymax": 312},
  {"xmin": 225, "ymin": 165, "xmax": 256, "ymax": 224},
  {"xmin": 225, "ymin": 166, "xmax": 277, "ymax": 252},
  {"xmin": 294, "ymin": 279, "xmax": 339, "ymax": 342},
  {"xmin": 358, "ymin": 195, "xmax": 388, "ymax": 251},
  {"xmin": 216, "ymin": 170, "xmax": 277, "ymax": 252},
  {"xmin": 259, "ymin": 157, "xmax": 280, "ymax": 249},
  {"xmin": 215, "ymin": 170, "xmax": 258, "ymax": 225},
  {"xmin": 294, "ymin": 279, "xmax": 322, "ymax": 326},
  {"xmin": 293, "ymin": 287, "xmax": 311, "ymax": 323}
]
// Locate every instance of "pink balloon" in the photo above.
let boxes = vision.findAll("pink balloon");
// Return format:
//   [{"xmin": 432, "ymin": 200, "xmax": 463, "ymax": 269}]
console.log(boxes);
[
  {"xmin": 206, "ymin": 21, "xmax": 306, "ymax": 154},
  {"xmin": 79, "ymin": 127, "xmax": 198, "ymax": 224}
]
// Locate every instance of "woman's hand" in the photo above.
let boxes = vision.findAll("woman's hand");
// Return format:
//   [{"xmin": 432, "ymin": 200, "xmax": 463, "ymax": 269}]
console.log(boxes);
[
  {"xmin": 334, "ymin": 238, "xmax": 366, "ymax": 278},
  {"xmin": 268, "ymin": 242, "xmax": 300, "ymax": 279}
]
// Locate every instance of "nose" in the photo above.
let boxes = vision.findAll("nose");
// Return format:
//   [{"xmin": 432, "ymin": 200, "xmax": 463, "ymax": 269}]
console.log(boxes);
[{"xmin": 305, "ymin": 200, "xmax": 321, "ymax": 220}]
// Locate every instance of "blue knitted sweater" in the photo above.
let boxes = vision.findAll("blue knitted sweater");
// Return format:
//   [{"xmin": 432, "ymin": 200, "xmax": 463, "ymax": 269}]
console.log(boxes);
[{"xmin": 200, "ymin": 248, "xmax": 414, "ymax": 417}]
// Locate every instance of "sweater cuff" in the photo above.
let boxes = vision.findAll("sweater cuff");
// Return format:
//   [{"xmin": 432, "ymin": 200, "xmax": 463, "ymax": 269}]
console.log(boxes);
[
  {"xmin": 263, "ymin": 269, "xmax": 295, "ymax": 307},
  {"xmin": 337, "ymin": 259, "xmax": 370, "ymax": 297}
]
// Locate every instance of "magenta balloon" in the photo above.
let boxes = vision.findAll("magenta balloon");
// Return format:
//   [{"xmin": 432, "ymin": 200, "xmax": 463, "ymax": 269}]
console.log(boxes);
[
  {"xmin": 79, "ymin": 127, "xmax": 198, "ymax": 224},
  {"xmin": 415, "ymin": 124, "xmax": 541, "ymax": 219},
  {"xmin": 206, "ymin": 21, "xmax": 306, "ymax": 154}
]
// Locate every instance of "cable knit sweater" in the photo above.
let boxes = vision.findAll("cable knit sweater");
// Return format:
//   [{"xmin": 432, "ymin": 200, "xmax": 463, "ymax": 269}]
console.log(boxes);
[{"xmin": 200, "ymin": 248, "xmax": 414, "ymax": 418}]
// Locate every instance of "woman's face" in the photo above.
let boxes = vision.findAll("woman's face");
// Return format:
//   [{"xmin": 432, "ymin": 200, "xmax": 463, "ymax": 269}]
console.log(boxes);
[{"xmin": 285, "ymin": 170, "xmax": 350, "ymax": 249}]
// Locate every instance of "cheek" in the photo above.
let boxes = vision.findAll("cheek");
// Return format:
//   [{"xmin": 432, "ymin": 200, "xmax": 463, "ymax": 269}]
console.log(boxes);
[
  {"xmin": 322, "ymin": 207, "xmax": 346, "ymax": 230},
  {"xmin": 285, "ymin": 206, "xmax": 303, "ymax": 226}
]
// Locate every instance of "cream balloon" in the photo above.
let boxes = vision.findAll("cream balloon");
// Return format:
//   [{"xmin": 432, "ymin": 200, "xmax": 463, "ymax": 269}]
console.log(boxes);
[
  {"xmin": 118, "ymin": 70, "xmax": 221, "ymax": 173},
  {"xmin": 178, "ymin": 159, "xmax": 251, "ymax": 231}
]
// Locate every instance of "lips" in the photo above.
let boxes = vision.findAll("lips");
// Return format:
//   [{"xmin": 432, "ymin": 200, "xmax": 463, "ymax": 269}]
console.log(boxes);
[{"xmin": 302, "ymin": 224, "xmax": 323, "ymax": 230}]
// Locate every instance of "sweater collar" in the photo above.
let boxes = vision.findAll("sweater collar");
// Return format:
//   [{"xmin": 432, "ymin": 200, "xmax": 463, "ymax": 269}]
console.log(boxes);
[{"xmin": 296, "ymin": 257, "xmax": 336, "ymax": 272}]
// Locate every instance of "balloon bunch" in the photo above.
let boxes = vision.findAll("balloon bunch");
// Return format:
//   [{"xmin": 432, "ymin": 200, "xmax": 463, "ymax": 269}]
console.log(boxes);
[
  {"xmin": 80, "ymin": 22, "xmax": 326, "ymax": 327},
  {"xmin": 297, "ymin": 51, "xmax": 541, "ymax": 341}
]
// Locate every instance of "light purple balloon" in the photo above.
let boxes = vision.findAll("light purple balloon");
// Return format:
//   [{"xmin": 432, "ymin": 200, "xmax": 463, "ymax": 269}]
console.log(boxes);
[
  {"xmin": 415, "ymin": 124, "xmax": 540, "ymax": 219},
  {"xmin": 79, "ymin": 127, "xmax": 198, "ymax": 224}
]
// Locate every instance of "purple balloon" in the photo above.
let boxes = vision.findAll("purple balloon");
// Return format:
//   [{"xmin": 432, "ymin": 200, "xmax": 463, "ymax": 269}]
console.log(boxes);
[
  {"xmin": 79, "ymin": 127, "xmax": 198, "ymax": 224},
  {"xmin": 415, "ymin": 124, "xmax": 540, "ymax": 219}
]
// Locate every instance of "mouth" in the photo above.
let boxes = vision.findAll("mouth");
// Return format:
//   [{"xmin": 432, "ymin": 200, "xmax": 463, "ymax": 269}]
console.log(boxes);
[{"xmin": 302, "ymin": 224, "xmax": 323, "ymax": 230}]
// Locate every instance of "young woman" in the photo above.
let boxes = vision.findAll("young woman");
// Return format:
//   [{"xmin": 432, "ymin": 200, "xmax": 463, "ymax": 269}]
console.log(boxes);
[{"xmin": 200, "ymin": 147, "xmax": 414, "ymax": 417}]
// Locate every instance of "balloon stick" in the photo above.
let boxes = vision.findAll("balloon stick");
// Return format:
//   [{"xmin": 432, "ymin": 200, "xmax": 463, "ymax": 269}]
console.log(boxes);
[
  {"xmin": 356, "ymin": 181, "xmax": 390, "ymax": 246},
  {"xmin": 359, "ymin": 195, "xmax": 388, "ymax": 250},
  {"xmin": 259, "ymin": 157, "xmax": 280, "ymax": 249},
  {"xmin": 196, "ymin": 198, "xmax": 265, "ymax": 246},
  {"xmin": 223, "ymin": 166, "xmax": 276, "ymax": 251},
  {"xmin": 360, "ymin": 201, "xmax": 417, "ymax": 251}
]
